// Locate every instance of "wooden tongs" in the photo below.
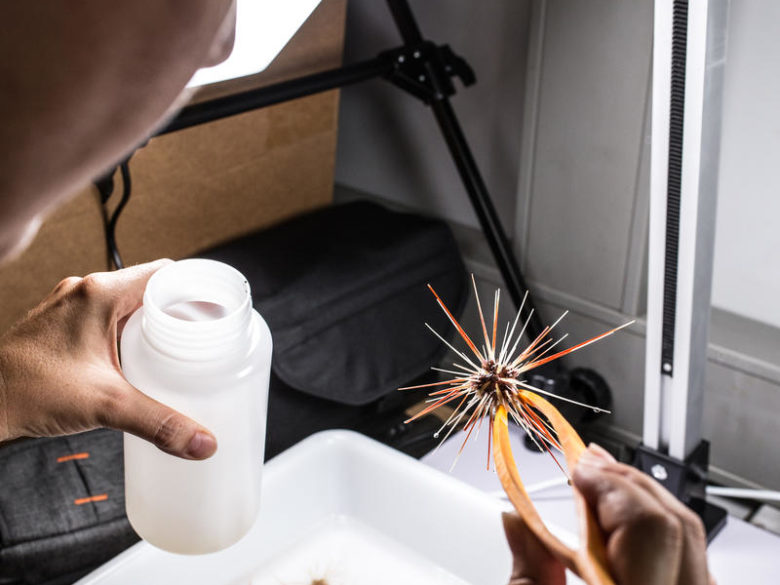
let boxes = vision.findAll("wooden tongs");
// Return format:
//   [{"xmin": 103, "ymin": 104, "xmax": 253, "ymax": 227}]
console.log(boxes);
[{"xmin": 493, "ymin": 396, "xmax": 614, "ymax": 585}]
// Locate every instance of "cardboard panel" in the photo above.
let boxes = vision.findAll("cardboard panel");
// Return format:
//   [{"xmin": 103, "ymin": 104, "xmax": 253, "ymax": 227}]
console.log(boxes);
[{"xmin": 0, "ymin": 0, "xmax": 346, "ymax": 334}]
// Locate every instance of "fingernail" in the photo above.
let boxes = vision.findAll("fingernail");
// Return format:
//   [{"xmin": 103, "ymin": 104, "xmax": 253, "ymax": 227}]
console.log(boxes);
[
  {"xmin": 185, "ymin": 431, "xmax": 217, "ymax": 459},
  {"xmin": 588, "ymin": 442, "xmax": 616, "ymax": 463}
]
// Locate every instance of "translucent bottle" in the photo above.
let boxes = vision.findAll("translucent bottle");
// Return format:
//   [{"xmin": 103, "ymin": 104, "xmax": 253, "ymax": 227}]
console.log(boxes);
[{"xmin": 121, "ymin": 259, "xmax": 271, "ymax": 554}]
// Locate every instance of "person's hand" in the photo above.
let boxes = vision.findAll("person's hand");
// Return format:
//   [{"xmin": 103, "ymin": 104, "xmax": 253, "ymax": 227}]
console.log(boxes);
[
  {"xmin": 502, "ymin": 443, "xmax": 713, "ymax": 585},
  {"xmin": 0, "ymin": 259, "xmax": 217, "ymax": 460}
]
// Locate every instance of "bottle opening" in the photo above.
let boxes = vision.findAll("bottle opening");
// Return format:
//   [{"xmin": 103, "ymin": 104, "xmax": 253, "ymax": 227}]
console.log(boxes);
[
  {"xmin": 141, "ymin": 259, "xmax": 254, "ymax": 360},
  {"xmin": 163, "ymin": 300, "xmax": 231, "ymax": 322}
]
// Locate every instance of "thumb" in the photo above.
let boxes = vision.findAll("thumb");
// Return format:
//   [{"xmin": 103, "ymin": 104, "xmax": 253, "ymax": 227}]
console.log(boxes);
[
  {"xmin": 107, "ymin": 382, "xmax": 218, "ymax": 460},
  {"xmin": 502, "ymin": 512, "xmax": 566, "ymax": 585}
]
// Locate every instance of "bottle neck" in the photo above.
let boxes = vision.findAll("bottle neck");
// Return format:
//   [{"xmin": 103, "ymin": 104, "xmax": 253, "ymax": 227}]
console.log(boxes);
[{"xmin": 141, "ymin": 259, "xmax": 254, "ymax": 361}]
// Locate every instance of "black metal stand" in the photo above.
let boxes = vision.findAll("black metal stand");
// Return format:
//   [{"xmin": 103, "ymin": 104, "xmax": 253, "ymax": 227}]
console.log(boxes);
[
  {"xmin": 634, "ymin": 441, "xmax": 728, "ymax": 541},
  {"xmin": 160, "ymin": 0, "xmax": 545, "ymax": 340}
]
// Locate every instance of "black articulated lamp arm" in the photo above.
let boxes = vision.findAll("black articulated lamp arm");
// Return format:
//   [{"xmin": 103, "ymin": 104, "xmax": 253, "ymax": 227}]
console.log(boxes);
[{"xmin": 160, "ymin": 57, "xmax": 396, "ymax": 135}]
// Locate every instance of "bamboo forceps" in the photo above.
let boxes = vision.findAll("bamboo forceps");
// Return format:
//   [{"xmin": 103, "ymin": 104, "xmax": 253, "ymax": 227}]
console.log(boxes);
[{"xmin": 494, "ymin": 398, "xmax": 614, "ymax": 585}]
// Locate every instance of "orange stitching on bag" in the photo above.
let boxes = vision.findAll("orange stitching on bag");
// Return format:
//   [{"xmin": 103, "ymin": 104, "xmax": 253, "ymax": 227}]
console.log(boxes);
[
  {"xmin": 57, "ymin": 452, "xmax": 90, "ymax": 463},
  {"xmin": 74, "ymin": 494, "xmax": 108, "ymax": 505}
]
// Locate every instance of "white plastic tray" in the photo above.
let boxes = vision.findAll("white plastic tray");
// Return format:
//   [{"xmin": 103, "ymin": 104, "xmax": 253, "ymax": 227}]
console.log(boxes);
[{"xmin": 76, "ymin": 431, "xmax": 516, "ymax": 585}]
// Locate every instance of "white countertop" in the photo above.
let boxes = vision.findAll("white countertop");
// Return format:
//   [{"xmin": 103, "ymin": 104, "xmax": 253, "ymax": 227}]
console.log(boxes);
[{"xmin": 421, "ymin": 424, "xmax": 780, "ymax": 584}]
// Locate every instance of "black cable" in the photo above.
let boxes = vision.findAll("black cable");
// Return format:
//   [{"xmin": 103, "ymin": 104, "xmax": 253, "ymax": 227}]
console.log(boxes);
[
  {"xmin": 106, "ymin": 161, "xmax": 132, "ymax": 270},
  {"xmin": 95, "ymin": 159, "xmax": 132, "ymax": 270}
]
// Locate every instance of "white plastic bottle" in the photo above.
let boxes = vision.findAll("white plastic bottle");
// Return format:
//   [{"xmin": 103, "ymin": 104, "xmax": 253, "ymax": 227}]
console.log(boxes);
[{"xmin": 121, "ymin": 259, "xmax": 271, "ymax": 554}]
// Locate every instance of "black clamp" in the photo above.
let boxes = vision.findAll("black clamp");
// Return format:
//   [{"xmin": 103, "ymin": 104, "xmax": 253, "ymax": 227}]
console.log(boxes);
[
  {"xmin": 381, "ymin": 41, "xmax": 476, "ymax": 104},
  {"xmin": 634, "ymin": 441, "xmax": 728, "ymax": 541}
]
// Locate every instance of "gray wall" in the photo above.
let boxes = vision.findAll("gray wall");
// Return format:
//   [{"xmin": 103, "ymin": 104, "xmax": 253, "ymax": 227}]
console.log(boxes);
[
  {"xmin": 710, "ymin": 0, "xmax": 780, "ymax": 329},
  {"xmin": 513, "ymin": 0, "xmax": 652, "ymax": 313},
  {"xmin": 335, "ymin": 0, "xmax": 780, "ymax": 490}
]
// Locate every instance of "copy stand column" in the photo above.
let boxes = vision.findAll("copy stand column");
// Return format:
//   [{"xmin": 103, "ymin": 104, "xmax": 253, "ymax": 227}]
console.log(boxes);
[{"xmin": 640, "ymin": 0, "xmax": 729, "ymax": 540}]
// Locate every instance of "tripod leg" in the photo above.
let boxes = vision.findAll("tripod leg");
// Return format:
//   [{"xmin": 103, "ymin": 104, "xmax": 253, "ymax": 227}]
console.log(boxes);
[
  {"xmin": 385, "ymin": 0, "xmax": 545, "ymax": 338},
  {"xmin": 430, "ymin": 97, "xmax": 545, "ymax": 339}
]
